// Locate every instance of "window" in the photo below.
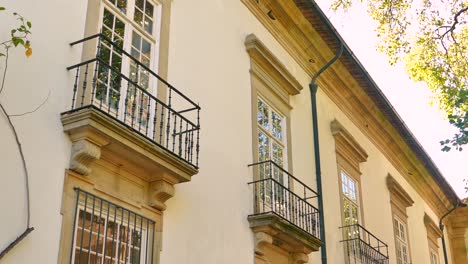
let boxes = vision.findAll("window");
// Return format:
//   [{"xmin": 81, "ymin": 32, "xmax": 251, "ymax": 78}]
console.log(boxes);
[
  {"xmin": 341, "ymin": 171, "xmax": 360, "ymax": 226},
  {"xmin": 393, "ymin": 216, "xmax": 410, "ymax": 264},
  {"xmin": 256, "ymin": 98, "xmax": 288, "ymax": 211},
  {"xmin": 96, "ymin": 0, "xmax": 162, "ymax": 124},
  {"xmin": 424, "ymin": 213, "xmax": 442, "ymax": 264},
  {"xmin": 256, "ymin": 98, "xmax": 287, "ymax": 176},
  {"xmin": 71, "ymin": 189, "xmax": 156, "ymax": 264},
  {"xmin": 386, "ymin": 175, "xmax": 414, "ymax": 264}
]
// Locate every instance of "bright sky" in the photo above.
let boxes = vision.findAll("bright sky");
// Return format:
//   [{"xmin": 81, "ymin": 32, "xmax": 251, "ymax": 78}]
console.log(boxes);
[{"xmin": 315, "ymin": 0, "xmax": 468, "ymax": 198}]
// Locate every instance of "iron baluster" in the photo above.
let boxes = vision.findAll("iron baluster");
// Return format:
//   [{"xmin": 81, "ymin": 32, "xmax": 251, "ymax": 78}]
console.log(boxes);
[
  {"xmin": 145, "ymin": 95, "xmax": 151, "ymax": 136},
  {"xmin": 138, "ymin": 91, "xmax": 144, "ymax": 132},
  {"xmin": 196, "ymin": 107, "xmax": 200, "ymax": 167},
  {"xmin": 131, "ymin": 64, "xmax": 139, "ymax": 128},
  {"xmin": 81, "ymin": 63, "xmax": 89, "ymax": 108},
  {"xmin": 159, "ymin": 106, "xmax": 165, "ymax": 144},
  {"xmin": 72, "ymin": 67, "xmax": 80, "ymax": 109},
  {"xmin": 172, "ymin": 114, "xmax": 177, "ymax": 152},
  {"xmin": 152, "ymin": 100, "xmax": 158, "ymax": 141},
  {"xmin": 178, "ymin": 118, "xmax": 183, "ymax": 156}
]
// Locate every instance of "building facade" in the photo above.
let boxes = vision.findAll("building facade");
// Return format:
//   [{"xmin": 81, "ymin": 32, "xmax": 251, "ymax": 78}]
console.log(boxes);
[{"xmin": 0, "ymin": 0, "xmax": 467, "ymax": 264}]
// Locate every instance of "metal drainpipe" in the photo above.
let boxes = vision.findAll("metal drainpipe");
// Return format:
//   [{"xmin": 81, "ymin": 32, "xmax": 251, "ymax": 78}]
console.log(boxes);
[
  {"xmin": 309, "ymin": 41, "xmax": 343, "ymax": 264},
  {"xmin": 439, "ymin": 201, "xmax": 467, "ymax": 264}
]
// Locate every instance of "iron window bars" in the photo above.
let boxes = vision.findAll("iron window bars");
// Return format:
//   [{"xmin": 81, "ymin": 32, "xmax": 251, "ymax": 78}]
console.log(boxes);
[
  {"xmin": 71, "ymin": 188, "xmax": 156, "ymax": 264},
  {"xmin": 65, "ymin": 33, "xmax": 200, "ymax": 168},
  {"xmin": 340, "ymin": 224, "xmax": 389, "ymax": 264},
  {"xmin": 247, "ymin": 160, "xmax": 321, "ymax": 239}
]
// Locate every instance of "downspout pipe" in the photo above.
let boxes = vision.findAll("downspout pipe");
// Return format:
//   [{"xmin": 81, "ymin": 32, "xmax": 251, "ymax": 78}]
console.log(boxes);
[
  {"xmin": 439, "ymin": 201, "xmax": 467, "ymax": 264},
  {"xmin": 309, "ymin": 41, "xmax": 343, "ymax": 264}
]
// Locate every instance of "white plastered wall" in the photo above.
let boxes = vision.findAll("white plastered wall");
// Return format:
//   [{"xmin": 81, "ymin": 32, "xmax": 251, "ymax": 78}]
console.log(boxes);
[
  {"xmin": 0, "ymin": 0, "xmax": 453, "ymax": 263},
  {"xmin": 0, "ymin": 0, "xmax": 87, "ymax": 263}
]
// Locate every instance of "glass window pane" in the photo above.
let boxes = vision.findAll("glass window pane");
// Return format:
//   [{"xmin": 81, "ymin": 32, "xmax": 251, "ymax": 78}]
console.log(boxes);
[
  {"xmin": 117, "ymin": 0, "xmax": 127, "ymax": 13},
  {"xmin": 103, "ymin": 9, "xmax": 114, "ymax": 28},
  {"xmin": 136, "ymin": 0, "xmax": 144, "ymax": 9},
  {"xmin": 145, "ymin": 2, "xmax": 154, "ymax": 17},
  {"xmin": 271, "ymin": 111, "xmax": 283, "ymax": 140},
  {"xmin": 134, "ymin": 9, "xmax": 143, "ymax": 27},
  {"xmin": 114, "ymin": 18, "xmax": 125, "ymax": 38},
  {"xmin": 144, "ymin": 18, "xmax": 153, "ymax": 34},
  {"xmin": 257, "ymin": 100, "xmax": 269, "ymax": 130},
  {"xmin": 142, "ymin": 39, "xmax": 151, "ymax": 57},
  {"xmin": 258, "ymin": 131, "xmax": 270, "ymax": 162},
  {"xmin": 132, "ymin": 32, "xmax": 142, "ymax": 50}
]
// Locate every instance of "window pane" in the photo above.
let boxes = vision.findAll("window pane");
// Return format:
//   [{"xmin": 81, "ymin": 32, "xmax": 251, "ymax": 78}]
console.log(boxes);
[
  {"xmin": 271, "ymin": 111, "xmax": 283, "ymax": 140},
  {"xmin": 142, "ymin": 39, "xmax": 151, "ymax": 57},
  {"xmin": 257, "ymin": 100, "xmax": 269, "ymax": 130},
  {"xmin": 134, "ymin": 9, "xmax": 143, "ymax": 27},
  {"xmin": 132, "ymin": 32, "xmax": 142, "ymax": 49},
  {"xmin": 103, "ymin": 9, "xmax": 114, "ymax": 28},
  {"xmin": 258, "ymin": 131, "xmax": 270, "ymax": 162},
  {"xmin": 136, "ymin": 0, "xmax": 144, "ymax": 9},
  {"xmin": 145, "ymin": 2, "xmax": 154, "ymax": 17},
  {"xmin": 144, "ymin": 18, "xmax": 153, "ymax": 34}
]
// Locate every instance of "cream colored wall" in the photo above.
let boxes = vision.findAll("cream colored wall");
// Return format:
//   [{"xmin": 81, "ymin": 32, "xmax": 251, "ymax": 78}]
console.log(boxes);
[
  {"xmin": 0, "ymin": 0, "xmax": 454, "ymax": 264},
  {"xmin": 0, "ymin": 0, "xmax": 87, "ymax": 263}
]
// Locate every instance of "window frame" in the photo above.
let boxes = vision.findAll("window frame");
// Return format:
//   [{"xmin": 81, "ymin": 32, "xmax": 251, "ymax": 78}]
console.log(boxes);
[
  {"xmin": 80, "ymin": 0, "xmax": 172, "ymax": 106},
  {"xmin": 70, "ymin": 189, "xmax": 156, "ymax": 264},
  {"xmin": 393, "ymin": 215, "xmax": 411, "ymax": 264}
]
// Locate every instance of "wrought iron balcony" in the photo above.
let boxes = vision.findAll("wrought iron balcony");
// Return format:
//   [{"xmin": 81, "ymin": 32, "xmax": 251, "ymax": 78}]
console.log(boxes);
[
  {"xmin": 340, "ymin": 224, "xmax": 389, "ymax": 264},
  {"xmin": 248, "ymin": 160, "xmax": 321, "ymax": 245},
  {"xmin": 64, "ymin": 34, "xmax": 200, "ymax": 169}
]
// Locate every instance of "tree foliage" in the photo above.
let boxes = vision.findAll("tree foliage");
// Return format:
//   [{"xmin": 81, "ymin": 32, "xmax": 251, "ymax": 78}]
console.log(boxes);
[
  {"xmin": 332, "ymin": 0, "xmax": 468, "ymax": 151},
  {"xmin": 0, "ymin": 6, "xmax": 32, "ymax": 58}
]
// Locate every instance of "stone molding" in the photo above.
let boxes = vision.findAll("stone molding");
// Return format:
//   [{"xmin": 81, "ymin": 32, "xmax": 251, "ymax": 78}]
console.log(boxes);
[
  {"xmin": 61, "ymin": 106, "xmax": 198, "ymax": 210},
  {"xmin": 241, "ymin": 0, "xmax": 455, "ymax": 217},
  {"xmin": 245, "ymin": 34, "xmax": 302, "ymax": 104},
  {"xmin": 248, "ymin": 212, "xmax": 321, "ymax": 263},
  {"xmin": 331, "ymin": 119, "xmax": 368, "ymax": 173},
  {"xmin": 69, "ymin": 139, "xmax": 103, "ymax": 175},
  {"xmin": 149, "ymin": 180, "xmax": 175, "ymax": 211},
  {"xmin": 386, "ymin": 174, "xmax": 414, "ymax": 210},
  {"xmin": 424, "ymin": 213, "xmax": 442, "ymax": 248}
]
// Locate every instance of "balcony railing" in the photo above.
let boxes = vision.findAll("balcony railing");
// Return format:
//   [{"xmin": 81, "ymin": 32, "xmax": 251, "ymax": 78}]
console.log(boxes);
[
  {"xmin": 65, "ymin": 34, "xmax": 200, "ymax": 168},
  {"xmin": 340, "ymin": 224, "xmax": 389, "ymax": 264},
  {"xmin": 248, "ymin": 160, "xmax": 320, "ymax": 239}
]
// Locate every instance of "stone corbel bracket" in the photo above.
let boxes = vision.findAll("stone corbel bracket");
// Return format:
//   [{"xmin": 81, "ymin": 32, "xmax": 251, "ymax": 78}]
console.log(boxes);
[
  {"xmin": 148, "ymin": 180, "xmax": 175, "ymax": 211},
  {"xmin": 254, "ymin": 231, "xmax": 274, "ymax": 256},
  {"xmin": 70, "ymin": 139, "xmax": 105, "ymax": 176}
]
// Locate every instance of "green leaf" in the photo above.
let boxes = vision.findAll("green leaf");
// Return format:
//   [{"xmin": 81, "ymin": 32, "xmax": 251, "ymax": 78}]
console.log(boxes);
[
  {"xmin": 27, "ymin": 21, "xmax": 32, "ymax": 28},
  {"xmin": 0, "ymin": 7, "xmax": 6, "ymax": 11},
  {"xmin": 12, "ymin": 37, "xmax": 24, "ymax": 47}
]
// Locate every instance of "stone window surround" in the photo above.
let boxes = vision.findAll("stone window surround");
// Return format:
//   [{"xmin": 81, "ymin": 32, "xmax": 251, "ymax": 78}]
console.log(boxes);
[
  {"xmin": 246, "ymin": 34, "xmax": 322, "ymax": 264},
  {"xmin": 386, "ymin": 174, "xmax": 415, "ymax": 264},
  {"xmin": 331, "ymin": 119, "xmax": 368, "ymax": 226},
  {"xmin": 424, "ymin": 213, "xmax": 442, "ymax": 263}
]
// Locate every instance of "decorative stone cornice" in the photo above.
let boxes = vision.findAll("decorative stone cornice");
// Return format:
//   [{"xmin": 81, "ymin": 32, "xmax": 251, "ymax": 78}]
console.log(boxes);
[
  {"xmin": 387, "ymin": 174, "xmax": 414, "ymax": 209},
  {"xmin": 245, "ymin": 34, "xmax": 303, "ymax": 102},
  {"xmin": 331, "ymin": 119, "xmax": 368, "ymax": 172}
]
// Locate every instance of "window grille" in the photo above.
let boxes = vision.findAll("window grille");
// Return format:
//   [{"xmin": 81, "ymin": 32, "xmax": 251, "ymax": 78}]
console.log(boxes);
[{"xmin": 71, "ymin": 188, "xmax": 156, "ymax": 264}]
